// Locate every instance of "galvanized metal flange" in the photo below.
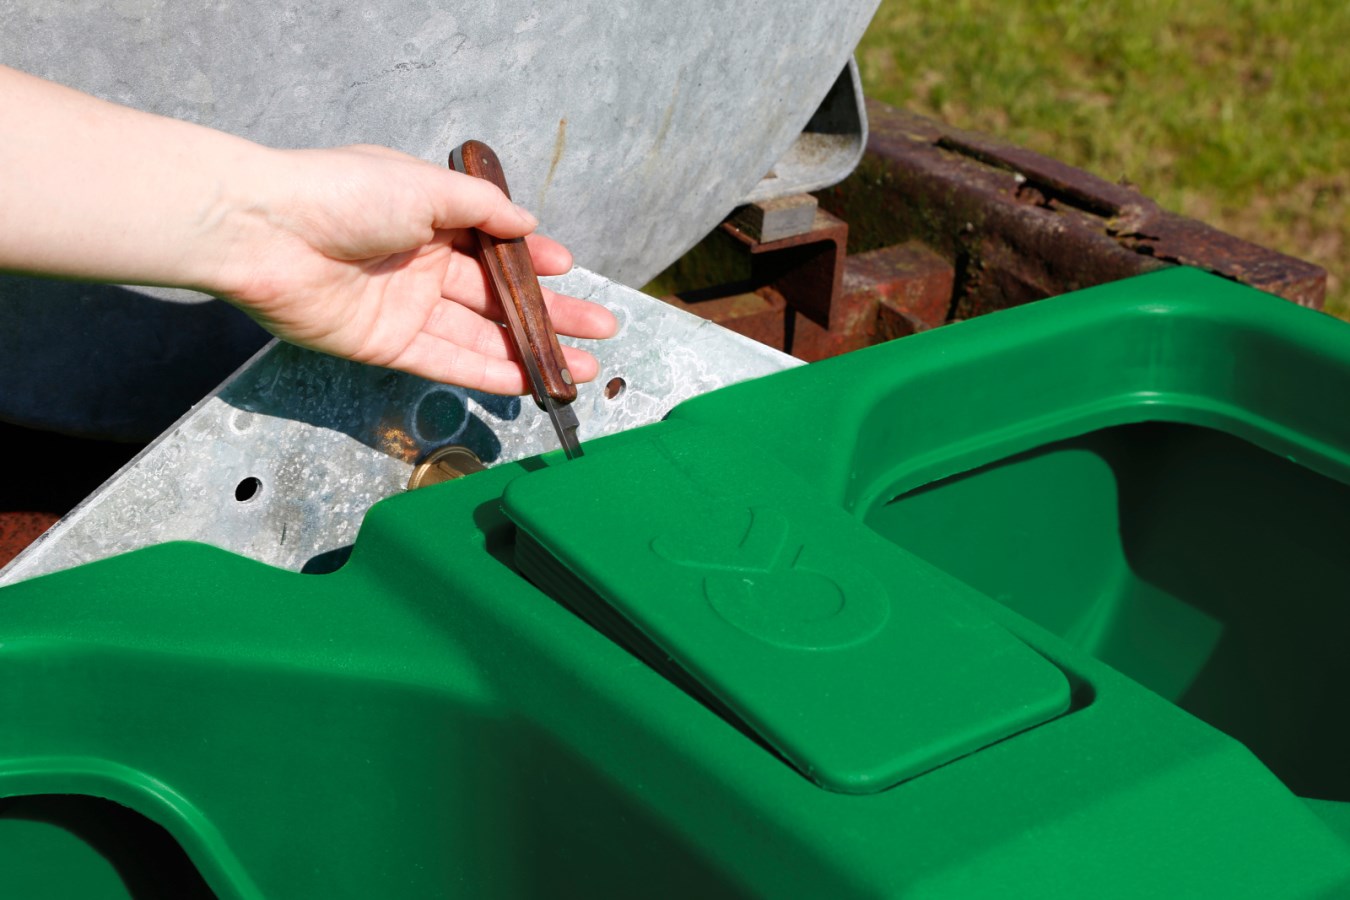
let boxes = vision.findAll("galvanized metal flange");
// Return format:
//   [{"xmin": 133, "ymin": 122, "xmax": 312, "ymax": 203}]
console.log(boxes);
[{"xmin": 0, "ymin": 267, "xmax": 798, "ymax": 583}]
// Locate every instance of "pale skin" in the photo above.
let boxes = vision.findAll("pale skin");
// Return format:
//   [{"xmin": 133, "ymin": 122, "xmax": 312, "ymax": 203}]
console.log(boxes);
[{"xmin": 0, "ymin": 64, "xmax": 618, "ymax": 394}]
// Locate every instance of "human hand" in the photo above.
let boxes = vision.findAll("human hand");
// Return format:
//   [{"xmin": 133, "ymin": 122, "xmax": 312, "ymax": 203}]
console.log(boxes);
[
  {"xmin": 210, "ymin": 144, "xmax": 618, "ymax": 394},
  {"xmin": 0, "ymin": 65, "xmax": 618, "ymax": 394}
]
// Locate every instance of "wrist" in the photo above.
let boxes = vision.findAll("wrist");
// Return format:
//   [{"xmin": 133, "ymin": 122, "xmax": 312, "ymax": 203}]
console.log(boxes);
[{"xmin": 185, "ymin": 141, "xmax": 295, "ymax": 303}]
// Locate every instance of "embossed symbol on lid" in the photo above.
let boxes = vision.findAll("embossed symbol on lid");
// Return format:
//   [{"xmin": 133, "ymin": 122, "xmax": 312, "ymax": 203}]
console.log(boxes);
[{"xmin": 652, "ymin": 506, "xmax": 890, "ymax": 650}]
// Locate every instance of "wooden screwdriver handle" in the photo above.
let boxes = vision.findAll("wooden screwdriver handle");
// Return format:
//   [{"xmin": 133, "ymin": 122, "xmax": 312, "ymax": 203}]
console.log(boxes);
[{"xmin": 451, "ymin": 140, "xmax": 577, "ymax": 404}]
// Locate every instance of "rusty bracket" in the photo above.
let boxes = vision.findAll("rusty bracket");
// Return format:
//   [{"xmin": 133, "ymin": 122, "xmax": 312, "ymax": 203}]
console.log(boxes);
[
  {"xmin": 721, "ymin": 209, "xmax": 848, "ymax": 332},
  {"xmin": 665, "ymin": 101, "xmax": 1326, "ymax": 364},
  {"xmin": 663, "ymin": 205, "xmax": 850, "ymax": 360},
  {"xmin": 665, "ymin": 202, "xmax": 959, "ymax": 362}
]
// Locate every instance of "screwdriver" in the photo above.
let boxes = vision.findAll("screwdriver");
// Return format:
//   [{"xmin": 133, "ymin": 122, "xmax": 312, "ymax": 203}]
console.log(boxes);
[{"xmin": 450, "ymin": 140, "xmax": 584, "ymax": 460}]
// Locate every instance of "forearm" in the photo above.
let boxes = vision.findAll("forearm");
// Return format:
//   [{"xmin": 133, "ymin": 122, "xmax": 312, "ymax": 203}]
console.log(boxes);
[
  {"xmin": 0, "ymin": 65, "xmax": 615, "ymax": 392},
  {"xmin": 0, "ymin": 64, "xmax": 270, "ymax": 293}
]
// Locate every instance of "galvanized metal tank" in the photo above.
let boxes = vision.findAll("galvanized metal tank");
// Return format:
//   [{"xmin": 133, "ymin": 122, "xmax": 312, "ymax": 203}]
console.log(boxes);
[{"xmin": 0, "ymin": 0, "xmax": 877, "ymax": 437}]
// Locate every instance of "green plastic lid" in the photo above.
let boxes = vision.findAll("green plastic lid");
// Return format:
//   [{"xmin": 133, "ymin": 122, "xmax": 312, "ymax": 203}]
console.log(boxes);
[{"xmin": 505, "ymin": 426, "xmax": 1070, "ymax": 793}]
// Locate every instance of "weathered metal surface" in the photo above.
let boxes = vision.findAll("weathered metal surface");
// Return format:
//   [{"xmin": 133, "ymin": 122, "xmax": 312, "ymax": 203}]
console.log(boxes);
[
  {"xmin": 788, "ymin": 241, "xmax": 956, "ymax": 360},
  {"xmin": 1110, "ymin": 214, "xmax": 1325, "ymax": 308},
  {"xmin": 0, "ymin": 512, "xmax": 58, "ymax": 569},
  {"xmin": 816, "ymin": 101, "xmax": 1327, "ymax": 318},
  {"xmin": 0, "ymin": 1, "xmax": 877, "ymax": 439},
  {"xmin": 663, "ymin": 290, "xmax": 789, "ymax": 350},
  {"xmin": 661, "ymin": 211, "xmax": 960, "ymax": 362},
  {"xmin": 742, "ymin": 59, "xmax": 869, "ymax": 204},
  {"xmin": 656, "ymin": 97, "xmax": 1324, "ymax": 363},
  {"xmin": 0, "ymin": 267, "xmax": 798, "ymax": 585},
  {"xmin": 661, "ymin": 210, "xmax": 849, "ymax": 359},
  {"xmin": 937, "ymin": 128, "xmax": 1327, "ymax": 308},
  {"xmin": 845, "ymin": 241, "xmax": 954, "ymax": 334},
  {"xmin": 724, "ymin": 208, "xmax": 848, "ymax": 336}
]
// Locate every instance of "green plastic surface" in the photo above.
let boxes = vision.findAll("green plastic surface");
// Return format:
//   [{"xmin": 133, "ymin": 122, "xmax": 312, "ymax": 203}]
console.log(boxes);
[
  {"xmin": 506, "ymin": 426, "xmax": 1070, "ymax": 793},
  {"xmin": 4, "ymin": 268, "xmax": 1350, "ymax": 897}
]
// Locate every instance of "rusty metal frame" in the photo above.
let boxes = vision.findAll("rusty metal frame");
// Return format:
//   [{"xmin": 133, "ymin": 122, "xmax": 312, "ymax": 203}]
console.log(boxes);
[
  {"xmin": 666, "ymin": 99, "xmax": 1325, "ymax": 363},
  {"xmin": 816, "ymin": 101, "xmax": 1325, "ymax": 317}
]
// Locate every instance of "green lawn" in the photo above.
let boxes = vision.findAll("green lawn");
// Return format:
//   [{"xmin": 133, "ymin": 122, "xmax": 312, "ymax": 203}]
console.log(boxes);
[{"xmin": 857, "ymin": 0, "xmax": 1350, "ymax": 315}]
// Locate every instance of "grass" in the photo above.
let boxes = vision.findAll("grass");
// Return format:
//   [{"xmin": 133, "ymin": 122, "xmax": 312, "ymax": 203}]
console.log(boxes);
[{"xmin": 857, "ymin": 0, "xmax": 1350, "ymax": 315}]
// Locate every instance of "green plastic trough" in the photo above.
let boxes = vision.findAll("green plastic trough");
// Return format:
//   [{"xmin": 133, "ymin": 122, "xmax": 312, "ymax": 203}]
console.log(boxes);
[{"xmin": 3, "ymin": 268, "xmax": 1350, "ymax": 897}]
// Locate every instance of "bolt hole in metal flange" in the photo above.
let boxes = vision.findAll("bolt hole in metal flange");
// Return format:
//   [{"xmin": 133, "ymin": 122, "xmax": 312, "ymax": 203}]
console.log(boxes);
[
  {"xmin": 407, "ymin": 445, "xmax": 487, "ymax": 490},
  {"xmin": 235, "ymin": 476, "xmax": 262, "ymax": 503},
  {"xmin": 604, "ymin": 377, "xmax": 626, "ymax": 400}
]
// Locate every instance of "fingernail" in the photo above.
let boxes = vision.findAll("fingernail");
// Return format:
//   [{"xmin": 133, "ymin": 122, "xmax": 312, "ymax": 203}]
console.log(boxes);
[{"xmin": 514, "ymin": 204, "xmax": 538, "ymax": 229}]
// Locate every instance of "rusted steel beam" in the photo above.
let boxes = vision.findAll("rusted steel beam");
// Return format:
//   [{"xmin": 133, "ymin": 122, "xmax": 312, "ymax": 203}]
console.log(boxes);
[
  {"xmin": 661, "ymin": 208, "xmax": 850, "ymax": 358},
  {"xmin": 659, "ymin": 98, "xmax": 1325, "ymax": 361},
  {"xmin": 662, "ymin": 290, "xmax": 788, "ymax": 349},
  {"xmin": 665, "ymin": 204, "xmax": 961, "ymax": 361},
  {"xmin": 661, "ymin": 231, "xmax": 956, "ymax": 362},
  {"xmin": 791, "ymin": 241, "xmax": 956, "ymax": 360},
  {"xmin": 845, "ymin": 241, "xmax": 953, "ymax": 333},
  {"xmin": 721, "ymin": 208, "xmax": 849, "ymax": 331},
  {"xmin": 816, "ymin": 100, "xmax": 1326, "ymax": 316}
]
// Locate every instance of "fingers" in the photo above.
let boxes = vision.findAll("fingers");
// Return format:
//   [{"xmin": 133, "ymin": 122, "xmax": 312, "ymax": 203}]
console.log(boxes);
[
  {"xmin": 327, "ymin": 143, "xmax": 549, "ymax": 241},
  {"xmin": 423, "ymin": 167, "xmax": 539, "ymax": 237},
  {"xmin": 439, "ymin": 249, "xmax": 617, "ymax": 339},
  {"xmin": 392, "ymin": 323, "xmax": 602, "ymax": 395},
  {"xmin": 422, "ymin": 297, "xmax": 608, "ymax": 371},
  {"xmin": 421, "ymin": 298, "xmax": 602, "ymax": 391},
  {"xmin": 539, "ymin": 288, "xmax": 619, "ymax": 339},
  {"xmin": 444, "ymin": 231, "xmax": 573, "ymax": 279},
  {"xmin": 525, "ymin": 233, "xmax": 572, "ymax": 276}
]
